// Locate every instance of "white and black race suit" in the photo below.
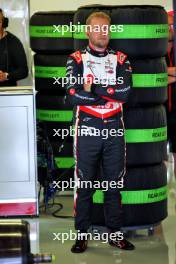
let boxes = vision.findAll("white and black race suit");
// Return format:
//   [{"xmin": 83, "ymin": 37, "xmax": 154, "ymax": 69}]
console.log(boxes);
[{"xmin": 66, "ymin": 45, "xmax": 132, "ymax": 232}]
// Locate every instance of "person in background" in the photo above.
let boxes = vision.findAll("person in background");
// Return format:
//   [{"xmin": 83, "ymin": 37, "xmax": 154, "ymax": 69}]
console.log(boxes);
[
  {"xmin": 0, "ymin": 8, "xmax": 28, "ymax": 86},
  {"xmin": 166, "ymin": 10, "xmax": 176, "ymax": 189}
]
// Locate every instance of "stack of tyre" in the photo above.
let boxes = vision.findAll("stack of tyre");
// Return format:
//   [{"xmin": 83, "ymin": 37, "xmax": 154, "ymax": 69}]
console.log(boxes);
[
  {"xmin": 73, "ymin": 5, "xmax": 169, "ymax": 227},
  {"xmin": 30, "ymin": 12, "xmax": 75, "ymax": 184}
]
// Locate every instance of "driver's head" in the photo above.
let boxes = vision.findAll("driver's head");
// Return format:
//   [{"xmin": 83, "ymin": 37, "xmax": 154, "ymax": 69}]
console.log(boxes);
[{"xmin": 86, "ymin": 12, "xmax": 111, "ymax": 49}]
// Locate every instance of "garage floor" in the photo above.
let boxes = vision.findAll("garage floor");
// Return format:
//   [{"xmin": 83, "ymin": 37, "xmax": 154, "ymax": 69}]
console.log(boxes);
[{"xmin": 27, "ymin": 156, "xmax": 176, "ymax": 264}]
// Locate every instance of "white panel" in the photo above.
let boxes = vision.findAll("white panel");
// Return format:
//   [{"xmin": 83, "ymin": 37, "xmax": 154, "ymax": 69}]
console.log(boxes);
[
  {"xmin": 0, "ymin": 106, "xmax": 29, "ymax": 182},
  {"xmin": 0, "ymin": 92, "xmax": 38, "ymax": 203}
]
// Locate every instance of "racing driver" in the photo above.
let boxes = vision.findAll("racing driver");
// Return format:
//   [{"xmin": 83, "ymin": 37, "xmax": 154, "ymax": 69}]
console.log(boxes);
[{"xmin": 66, "ymin": 11, "xmax": 135, "ymax": 253}]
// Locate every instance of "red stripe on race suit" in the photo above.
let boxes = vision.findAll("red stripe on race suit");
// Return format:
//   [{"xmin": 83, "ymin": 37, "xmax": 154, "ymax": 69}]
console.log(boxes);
[{"xmin": 79, "ymin": 105, "xmax": 122, "ymax": 118}]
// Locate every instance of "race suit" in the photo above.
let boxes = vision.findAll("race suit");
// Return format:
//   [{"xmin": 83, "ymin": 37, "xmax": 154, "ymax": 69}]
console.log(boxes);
[{"xmin": 66, "ymin": 45, "xmax": 132, "ymax": 232}]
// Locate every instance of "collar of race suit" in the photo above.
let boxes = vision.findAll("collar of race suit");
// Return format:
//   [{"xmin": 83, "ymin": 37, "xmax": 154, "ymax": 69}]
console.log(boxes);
[{"xmin": 86, "ymin": 44, "xmax": 109, "ymax": 57}]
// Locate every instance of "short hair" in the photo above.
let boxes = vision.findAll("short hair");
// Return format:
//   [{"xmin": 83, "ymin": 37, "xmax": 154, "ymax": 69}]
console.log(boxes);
[{"xmin": 86, "ymin": 12, "xmax": 111, "ymax": 25}]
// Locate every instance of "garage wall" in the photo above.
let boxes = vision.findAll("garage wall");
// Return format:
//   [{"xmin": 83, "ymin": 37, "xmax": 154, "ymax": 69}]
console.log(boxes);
[{"xmin": 29, "ymin": 0, "xmax": 173, "ymax": 15}]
